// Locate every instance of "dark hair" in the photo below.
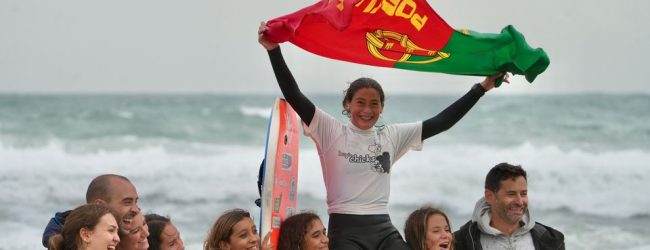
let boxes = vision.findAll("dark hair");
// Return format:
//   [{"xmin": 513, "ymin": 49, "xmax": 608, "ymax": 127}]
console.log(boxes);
[
  {"xmin": 48, "ymin": 204, "xmax": 119, "ymax": 250},
  {"xmin": 404, "ymin": 206, "xmax": 453, "ymax": 250},
  {"xmin": 342, "ymin": 77, "xmax": 385, "ymax": 110},
  {"xmin": 485, "ymin": 163, "xmax": 527, "ymax": 192},
  {"xmin": 146, "ymin": 213, "xmax": 172, "ymax": 250},
  {"xmin": 204, "ymin": 209, "xmax": 252, "ymax": 250},
  {"xmin": 86, "ymin": 174, "xmax": 131, "ymax": 203},
  {"xmin": 277, "ymin": 212, "xmax": 321, "ymax": 250}
]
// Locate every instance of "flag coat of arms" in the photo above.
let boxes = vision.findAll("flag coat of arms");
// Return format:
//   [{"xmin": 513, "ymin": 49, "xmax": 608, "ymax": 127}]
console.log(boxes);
[{"xmin": 264, "ymin": 0, "xmax": 549, "ymax": 83}]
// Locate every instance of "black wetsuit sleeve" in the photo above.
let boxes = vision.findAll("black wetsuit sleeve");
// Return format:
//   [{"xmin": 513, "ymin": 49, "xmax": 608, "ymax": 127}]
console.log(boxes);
[
  {"xmin": 421, "ymin": 83, "xmax": 486, "ymax": 140},
  {"xmin": 267, "ymin": 47, "xmax": 316, "ymax": 126}
]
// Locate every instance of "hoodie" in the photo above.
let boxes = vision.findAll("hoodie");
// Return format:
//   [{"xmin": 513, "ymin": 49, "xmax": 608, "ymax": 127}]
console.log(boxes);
[
  {"xmin": 42, "ymin": 210, "xmax": 70, "ymax": 248},
  {"xmin": 473, "ymin": 197, "xmax": 536, "ymax": 249},
  {"xmin": 453, "ymin": 198, "xmax": 565, "ymax": 250}
]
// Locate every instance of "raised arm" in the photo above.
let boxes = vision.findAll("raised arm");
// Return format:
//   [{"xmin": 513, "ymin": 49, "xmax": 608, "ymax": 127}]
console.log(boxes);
[
  {"xmin": 259, "ymin": 22, "xmax": 316, "ymax": 126},
  {"xmin": 421, "ymin": 73, "xmax": 508, "ymax": 140}
]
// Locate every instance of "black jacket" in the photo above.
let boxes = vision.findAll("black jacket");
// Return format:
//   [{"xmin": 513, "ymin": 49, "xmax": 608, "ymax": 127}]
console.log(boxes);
[
  {"xmin": 453, "ymin": 220, "xmax": 565, "ymax": 250},
  {"xmin": 42, "ymin": 210, "xmax": 70, "ymax": 247}
]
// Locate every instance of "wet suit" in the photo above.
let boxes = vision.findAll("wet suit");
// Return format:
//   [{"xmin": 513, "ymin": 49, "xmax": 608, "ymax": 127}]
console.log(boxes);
[{"xmin": 267, "ymin": 47, "xmax": 487, "ymax": 250}]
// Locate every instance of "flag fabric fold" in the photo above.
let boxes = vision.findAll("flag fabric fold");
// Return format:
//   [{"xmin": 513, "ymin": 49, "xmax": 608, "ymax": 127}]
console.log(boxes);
[{"xmin": 265, "ymin": 0, "xmax": 549, "ymax": 83}]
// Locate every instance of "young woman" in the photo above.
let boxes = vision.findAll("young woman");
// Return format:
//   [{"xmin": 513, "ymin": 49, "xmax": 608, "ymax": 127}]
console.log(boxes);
[
  {"xmin": 404, "ymin": 207, "xmax": 454, "ymax": 250},
  {"xmin": 146, "ymin": 213, "xmax": 185, "ymax": 250},
  {"xmin": 48, "ymin": 204, "xmax": 120, "ymax": 250},
  {"xmin": 204, "ymin": 208, "xmax": 272, "ymax": 250},
  {"xmin": 117, "ymin": 212, "xmax": 150, "ymax": 250},
  {"xmin": 259, "ymin": 22, "xmax": 508, "ymax": 250},
  {"xmin": 277, "ymin": 212, "xmax": 329, "ymax": 250}
]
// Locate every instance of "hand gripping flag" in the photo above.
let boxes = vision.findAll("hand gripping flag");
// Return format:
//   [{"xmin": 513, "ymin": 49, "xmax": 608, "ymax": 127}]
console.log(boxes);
[{"xmin": 264, "ymin": 0, "xmax": 549, "ymax": 83}]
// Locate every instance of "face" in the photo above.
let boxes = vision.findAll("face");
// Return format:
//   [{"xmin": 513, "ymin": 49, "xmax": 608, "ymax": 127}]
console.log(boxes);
[
  {"xmin": 345, "ymin": 87, "xmax": 383, "ymax": 130},
  {"xmin": 487, "ymin": 176, "xmax": 528, "ymax": 226},
  {"xmin": 302, "ymin": 219, "xmax": 329, "ymax": 250},
  {"xmin": 118, "ymin": 213, "xmax": 149, "ymax": 250},
  {"xmin": 424, "ymin": 214, "xmax": 452, "ymax": 250},
  {"xmin": 83, "ymin": 213, "xmax": 120, "ymax": 250},
  {"xmin": 220, "ymin": 218, "xmax": 260, "ymax": 250},
  {"xmin": 159, "ymin": 223, "xmax": 185, "ymax": 250},
  {"xmin": 105, "ymin": 178, "xmax": 140, "ymax": 231}
]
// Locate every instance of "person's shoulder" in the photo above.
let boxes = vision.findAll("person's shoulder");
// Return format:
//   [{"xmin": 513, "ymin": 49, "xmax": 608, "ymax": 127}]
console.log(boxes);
[
  {"xmin": 533, "ymin": 221, "xmax": 564, "ymax": 238},
  {"xmin": 453, "ymin": 220, "xmax": 477, "ymax": 249},
  {"xmin": 386, "ymin": 121, "xmax": 422, "ymax": 129},
  {"xmin": 454, "ymin": 220, "xmax": 475, "ymax": 235},
  {"xmin": 43, "ymin": 210, "xmax": 71, "ymax": 248},
  {"xmin": 311, "ymin": 107, "xmax": 339, "ymax": 125},
  {"xmin": 58, "ymin": 210, "xmax": 72, "ymax": 218},
  {"xmin": 532, "ymin": 221, "xmax": 565, "ymax": 249}
]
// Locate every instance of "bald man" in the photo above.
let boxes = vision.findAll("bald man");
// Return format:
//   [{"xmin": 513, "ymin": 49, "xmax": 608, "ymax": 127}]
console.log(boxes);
[{"xmin": 42, "ymin": 174, "xmax": 141, "ymax": 247}]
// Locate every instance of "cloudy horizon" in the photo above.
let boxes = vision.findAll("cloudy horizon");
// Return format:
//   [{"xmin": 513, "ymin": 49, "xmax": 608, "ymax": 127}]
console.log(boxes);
[{"xmin": 1, "ymin": 0, "xmax": 648, "ymax": 95}]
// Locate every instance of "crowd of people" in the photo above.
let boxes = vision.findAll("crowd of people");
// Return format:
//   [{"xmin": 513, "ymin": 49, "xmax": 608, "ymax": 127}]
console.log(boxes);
[
  {"xmin": 42, "ymin": 162, "xmax": 564, "ymax": 250},
  {"xmin": 39, "ymin": 23, "xmax": 565, "ymax": 250}
]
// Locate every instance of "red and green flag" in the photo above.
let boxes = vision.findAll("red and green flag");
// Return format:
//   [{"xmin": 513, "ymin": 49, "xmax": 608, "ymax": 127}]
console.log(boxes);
[{"xmin": 264, "ymin": 0, "xmax": 549, "ymax": 83}]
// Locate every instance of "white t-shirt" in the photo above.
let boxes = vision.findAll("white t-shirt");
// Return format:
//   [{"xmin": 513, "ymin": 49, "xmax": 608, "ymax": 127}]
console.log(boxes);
[{"xmin": 304, "ymin": 108, "xmax": 423, "ymax": 215}]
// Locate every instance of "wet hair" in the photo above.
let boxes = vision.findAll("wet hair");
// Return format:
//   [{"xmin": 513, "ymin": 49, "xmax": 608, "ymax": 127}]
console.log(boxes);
[
  {"xmin": 404, "ymin": 206, "xmax": 453, "ymax": 250},
  {"xmin": 277, "ymin": 212, "xmax": 321, "ymax": 250},
  {"xmin": 48, "ymin": 204, "xmax": 119, "ymax": 250},
  {"xmin": 342, "ymin": 77, "xmax": 385, "ymax": 111},
  {"xmin": 204, "ymin": 208, "xmax": 252, "ymax": 250},
  {"xmin": 146, "ymin": 213, "xmax": 172, "ymax": 250},
  {"xmin": 86, "ymin": 174, "xmax": 131, "ymax": 203},
  {"xmin": 485, "ymin": 163, "xmax": 527, "ymax": 192}
]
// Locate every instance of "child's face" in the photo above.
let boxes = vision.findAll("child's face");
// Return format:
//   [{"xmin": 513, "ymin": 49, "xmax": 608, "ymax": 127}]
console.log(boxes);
[{"xmin": 346, "ymin": 87, "xmax": 383, "ymax": 130}]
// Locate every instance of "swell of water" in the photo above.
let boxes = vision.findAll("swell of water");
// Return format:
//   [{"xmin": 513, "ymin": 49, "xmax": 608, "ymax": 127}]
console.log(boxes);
[{"xmin": 1, "ymin": 94, "xmax": 649, "ymax": 249}]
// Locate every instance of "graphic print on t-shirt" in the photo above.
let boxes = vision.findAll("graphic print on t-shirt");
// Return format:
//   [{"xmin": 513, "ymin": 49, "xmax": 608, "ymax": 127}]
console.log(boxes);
[
  {"xmin": 338, "ymin": 149, "xmax": 392, "ymax": 174},
  {"xmin": 374, "ymin": 151, "xmax": 391, "ymax": 173},
  {"xmin": 338, "ymin": 131, "xmax": 392, "ymax": 175},
  {"xmin": 368, "ymin": 138, "xmax": 391, "ymax": 174}
]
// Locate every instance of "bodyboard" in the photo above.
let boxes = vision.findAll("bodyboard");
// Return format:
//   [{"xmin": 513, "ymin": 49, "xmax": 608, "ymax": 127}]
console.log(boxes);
[{"xmin": 260, "ymin": 98, "xmax": 300, "ymax": 249}]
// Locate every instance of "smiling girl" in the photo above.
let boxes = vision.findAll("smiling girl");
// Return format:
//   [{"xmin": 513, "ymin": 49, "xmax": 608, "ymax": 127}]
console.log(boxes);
[
  {"xmin": 204, "ymin": 209, "xmax": 272, "ymax": 250},
  {"xmin": 117, "ymin": 212, "xmax": 149, "ymax": 250},
  {"xmin": 277, "ymin": 212, "xmax": 329, "ymax": 250},
  {"xmin": 405, "ymin": 207, "xmax": 454, "ymax": 250},
  {"xmin": 48, "ymin": 204, "xmax": 120, "ymax": 250},
  {"xmin": 259, "ymin": 22, "xmax": 508, "ymax": 250}
]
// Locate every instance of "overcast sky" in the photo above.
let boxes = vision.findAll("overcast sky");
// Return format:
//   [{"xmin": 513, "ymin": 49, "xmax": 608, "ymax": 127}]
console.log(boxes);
[{"xmin": 1, "ymin": 0, "xmax": 648, "ymax": 94}]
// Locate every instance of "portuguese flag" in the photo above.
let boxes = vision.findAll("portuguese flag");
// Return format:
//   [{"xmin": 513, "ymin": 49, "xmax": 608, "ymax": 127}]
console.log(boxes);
[{"xmin": 264, "ymin": 0, "xmax": 549, "ymax": 83}]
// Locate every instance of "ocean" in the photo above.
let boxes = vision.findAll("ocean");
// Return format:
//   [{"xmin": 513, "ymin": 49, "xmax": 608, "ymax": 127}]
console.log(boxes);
[{"xmin": 1, "ymin": 93, "xmax": 649, "ymax": 249}]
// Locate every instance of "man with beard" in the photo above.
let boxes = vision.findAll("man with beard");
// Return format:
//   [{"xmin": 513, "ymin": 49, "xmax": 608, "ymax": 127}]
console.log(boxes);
[
  {"xmin": 453, "ymin": 163, "xmax": 564, "ymax": 250},
  {"xmin": 41, "ymin": 174, "xmax": 141, "ymax": 247}
]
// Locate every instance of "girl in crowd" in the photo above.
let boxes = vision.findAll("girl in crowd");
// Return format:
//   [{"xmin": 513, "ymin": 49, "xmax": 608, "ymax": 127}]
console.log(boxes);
[
  {"xmin": 277, "ymin": 212, "xmax": 329, "ymax": 250},
  {"xmin": 404, "ymin": 207, "xmax": 454, "ymax": 250},
  {"xmin": 204, "ymin": 208, "xmax": 272, "ymax": 250},
  {"xmin": 258, "ymin": 22, "xmax": 507, "ymax": 249},
  {"xmin": 146, "ymin": 213, "xmax": 185, "ymax": 250},
  {"xmin": 117, "ymin": 212, "xmax": 150, "ymax": 250},
  {"xmin": 48, "ymin": 204, "xmax": 120, "ymax": 250}
]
